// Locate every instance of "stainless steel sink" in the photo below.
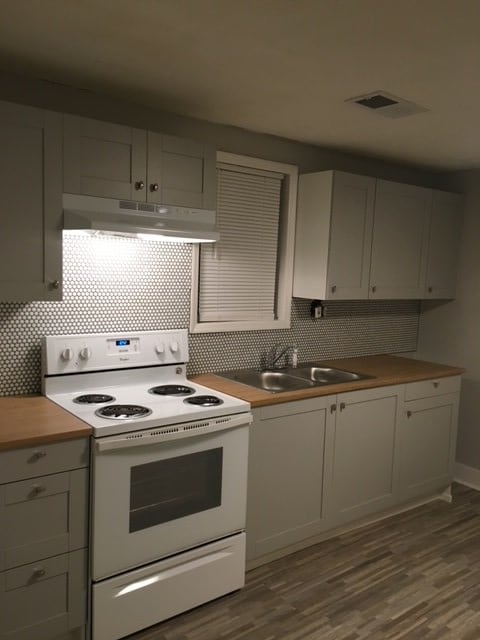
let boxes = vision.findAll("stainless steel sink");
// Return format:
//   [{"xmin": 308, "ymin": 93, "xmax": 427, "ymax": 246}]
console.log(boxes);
[
  {"xmin": 284, "ymin": 365, "xmax": 372, "ymax": 385},
  {"xmin": 218, "ymin": 369, "xmax": 316, "ymax": 393},
  {"xmin": 216, "ymin": 364, "xmax": 373, "ymax": 393}
]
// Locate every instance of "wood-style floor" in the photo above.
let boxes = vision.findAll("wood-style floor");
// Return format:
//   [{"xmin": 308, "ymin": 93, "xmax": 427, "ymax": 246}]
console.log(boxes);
[{"xmin": 132, "ymin": 484, "xmax": 480, "ymax": 640}]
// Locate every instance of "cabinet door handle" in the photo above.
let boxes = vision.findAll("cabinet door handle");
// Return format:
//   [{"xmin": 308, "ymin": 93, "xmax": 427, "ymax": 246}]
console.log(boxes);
[
  {"xmin": 433, "ymin": 381, "xmax": 439, "ymax": 388},
  {"xmin": 331, "ymin": 285, "xmax": 336, "ymax": 294},
  {"xmin": 428, "ymin": 286, "xmax": 433, "ymax": 293},
  {"xmin": 371, "ymin": 285, "xmax": 377, "ymax": 293},
  {"xmin": 150, "ymin": 183, "xmax": 159, "ymax": 192},
  {"xmin": 330, "ymin": 404, "xmax": 337, "ymax": 413},
  {"xmin": 339, "ymin": 402, "xmax": 346, "ymax": 411},
  {"xmin": 135, "ymin": 180, "xmax": 145, "ymax": 190},
  {"xmin": 49, "ymin": 280, "xmax": 60, "ymax": 290},
  {"xmin": 407, "ymin": 410, "xmax": 412, "ymax": 418}
]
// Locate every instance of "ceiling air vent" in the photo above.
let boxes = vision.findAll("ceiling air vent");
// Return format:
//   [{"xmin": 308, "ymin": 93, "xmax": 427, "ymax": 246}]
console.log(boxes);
[{"xmin": 346, "ymin": 91, "xmax": 429, "ymax": 119}]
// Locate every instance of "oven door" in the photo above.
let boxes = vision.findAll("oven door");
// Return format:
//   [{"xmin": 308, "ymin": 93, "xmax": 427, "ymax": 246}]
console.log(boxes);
[{"xmin": 91, "ymin": 414, "xmax": 250, "ymax": 581}]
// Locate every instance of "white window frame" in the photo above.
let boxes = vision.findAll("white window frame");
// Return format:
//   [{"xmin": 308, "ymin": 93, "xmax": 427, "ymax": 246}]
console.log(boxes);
[{"xmin": 190, "ymin": 151, "xmax": 298, "ymax": 333}]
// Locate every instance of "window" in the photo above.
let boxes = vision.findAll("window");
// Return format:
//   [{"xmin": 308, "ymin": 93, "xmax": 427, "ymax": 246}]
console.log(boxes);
[{"xmin": 190, "ymin": 152, "xmax": 298, "ymax": 333}]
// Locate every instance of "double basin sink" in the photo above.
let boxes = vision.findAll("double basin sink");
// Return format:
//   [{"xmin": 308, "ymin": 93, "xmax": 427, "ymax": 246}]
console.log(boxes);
[{"xmin": 216, "ymin": 363, "xmax": 374, "ymax": 393}]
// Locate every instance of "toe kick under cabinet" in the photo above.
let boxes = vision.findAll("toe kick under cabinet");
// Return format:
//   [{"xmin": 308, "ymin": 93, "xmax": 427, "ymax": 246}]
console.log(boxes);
[
  {"xmin": 0, "ymin": 438, "xmax": 89, "ymax": 640},
  {"xmin": 246, "ymin": 376, "xmax": 461, "ymax": 567}
]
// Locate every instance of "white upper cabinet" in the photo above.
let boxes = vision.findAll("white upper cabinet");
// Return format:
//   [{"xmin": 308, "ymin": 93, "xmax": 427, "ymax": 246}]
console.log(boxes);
[
  {"xmin": 64, "ymin": 115, "xmax": 147, "ymax": 200},
  {"xmin": 369, "ymin": 180, "xmax": 430, "ymax": 299},
  {"xmin": 424, "ymin": 191, "xmax": 462, "ymax": 299},
  {"xmin": 293, "ymin": 170, "xmax": 462, "ymax": 301},
  {"xmin": 0, "ymin": 101, "xmax": 62, "ymax": 302},
  {"xmin": 293, "ymin": 171, "xmax": 375, "ymax": 300},
  {"xmin": 64, "ymin": 115, "xmax": 216, "ymax": 209}
]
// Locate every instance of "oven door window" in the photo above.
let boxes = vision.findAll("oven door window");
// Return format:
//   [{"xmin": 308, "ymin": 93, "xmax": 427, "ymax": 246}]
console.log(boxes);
[{"xmin": 129, "ymin": 447, "xmax": 223, "ymax": 533}]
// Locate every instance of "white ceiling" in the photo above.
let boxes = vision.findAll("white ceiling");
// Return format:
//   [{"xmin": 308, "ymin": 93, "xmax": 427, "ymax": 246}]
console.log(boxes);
[{"xmin": 1, "ymin": 0, "xmax": 479, "ymax": 171}]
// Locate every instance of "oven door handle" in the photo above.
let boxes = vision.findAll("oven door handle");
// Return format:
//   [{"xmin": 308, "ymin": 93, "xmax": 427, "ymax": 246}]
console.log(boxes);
[{"xmin": 95, "ymin": 412, "xmax": 252, "ymax": 452}]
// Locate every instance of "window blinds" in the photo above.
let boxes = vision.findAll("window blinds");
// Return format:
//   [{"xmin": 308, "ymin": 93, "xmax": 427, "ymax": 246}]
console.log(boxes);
[{"xmin": 198, "ymin": 164, "xmax": 283, "ymax": 322}]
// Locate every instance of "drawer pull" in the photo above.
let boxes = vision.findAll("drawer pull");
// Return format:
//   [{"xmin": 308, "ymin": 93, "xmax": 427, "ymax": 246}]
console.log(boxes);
[
  {"xmin": 30, "ymin": 484, "xmax": 46, "ymax": 496},
  {"xmin": 32, "ymin": 568, "xmax": 46, "ymax": 579},
  {"xmin": 407, "ymin": 410, "xmax": 412, "ymax": 418},
  {"xmin": 330, "ymin": 404, "xmax": 337, "ymax": 413},
  {"xmin": 433, "ymin": 381, "xmax": 439, "ymax": 388},
  {"xmin": 339, "ymin": 402, "xmax": 346, "ymax": 411},
  {"xmin": 29, "ymin": 450, "xmax": 47, "ymax": 462}
]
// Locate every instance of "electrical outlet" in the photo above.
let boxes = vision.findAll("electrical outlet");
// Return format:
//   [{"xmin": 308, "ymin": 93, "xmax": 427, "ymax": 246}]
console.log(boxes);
[
  {"xmin": 314, "ymin": 304, "xmax": 323, "ymax": 319},
  {"xmin": 310, "ymin": 300, "xmax": 324, "ymax": 319}
]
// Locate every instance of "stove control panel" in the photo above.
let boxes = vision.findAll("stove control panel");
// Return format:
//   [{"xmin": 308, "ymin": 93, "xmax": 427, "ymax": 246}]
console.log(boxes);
[
  {"xmin": 106, "ymin": 337, "xmax": 140, "ymax": 355},
  {"xmin": 42, "ymin": 330, "xmax": 189, "ymax": 375}
]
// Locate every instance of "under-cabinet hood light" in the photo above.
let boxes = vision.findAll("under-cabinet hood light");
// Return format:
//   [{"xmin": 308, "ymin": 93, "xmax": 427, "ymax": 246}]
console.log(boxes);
[{"xmin": 62, "ymin": 193, "xmax": 219, "ymax": 243}]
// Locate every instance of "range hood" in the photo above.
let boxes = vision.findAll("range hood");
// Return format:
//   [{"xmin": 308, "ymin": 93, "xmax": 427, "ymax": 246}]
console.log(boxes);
[{"xmin": 63, "ymin": 194, "xmax": 219, "ymax": 243}]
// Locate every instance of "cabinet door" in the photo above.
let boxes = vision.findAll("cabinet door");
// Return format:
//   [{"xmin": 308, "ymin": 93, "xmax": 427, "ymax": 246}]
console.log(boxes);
[
  {"xmin": 326, "ymin": 172, "xmax": 375, "ymax": 299},
  {"xmin": 370, "ymin": 180, "xmax": 430, "ymax": 298},
  {"xmin": 0, "ymin": 101, "xmax": 62, "ymax": 301},
  {"xmin": 147, "ymin": 133, "xmax": 216, "ymax": 209},
  {"xmin": 0, "ymin": 469, "xmax": 88, "ymax": 572},
  {"xmin": 425, "ymin": 191, "xmax": 462, "ymax": 299},
  {"xmin": 326, "ymin": 386, "xmax": 401, "ymax": 526},
  {"xmin": 0, "ymin": 549, "xmax": 86, "ymax": 640},
  {"xmin": 399, "ymin": 393, "xmax": 459, "ymax": 500},
  {"xmin": 64, "ymin": 115, "xmax": 147, "ymax": 200},
  {"xmin": 246, "ymin": 397, "xmax": 333, "ymax": 562}
]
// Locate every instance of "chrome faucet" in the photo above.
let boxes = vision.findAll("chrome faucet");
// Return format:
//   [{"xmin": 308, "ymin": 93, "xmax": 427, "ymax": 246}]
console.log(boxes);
[{"xmin": 265, "ymin": 344, "xmax": 296, "ymax": 370}]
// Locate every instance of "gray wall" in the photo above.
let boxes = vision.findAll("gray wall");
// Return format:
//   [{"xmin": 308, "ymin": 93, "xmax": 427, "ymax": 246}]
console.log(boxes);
[{"xmin": 416, "ymin": 170, "xmax": 476, "ymax": 469}]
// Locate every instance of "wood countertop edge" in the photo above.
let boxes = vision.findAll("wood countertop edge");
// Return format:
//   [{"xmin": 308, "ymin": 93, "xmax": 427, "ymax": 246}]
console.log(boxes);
[
  {"xmin": 0, "ymin": 427, "xmax": 92, "ymax": 452},
  {"xmin": 192, "ymin": 355, "xmax": 465, "ymax": 408}
]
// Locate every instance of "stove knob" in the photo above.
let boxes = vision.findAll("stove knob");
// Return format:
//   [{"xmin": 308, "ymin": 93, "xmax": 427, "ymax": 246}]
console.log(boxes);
[
  {"xmin": 155, "ymin": 343, "xmax": 165, "ymax": 354},
  {"xmin": 61, "ymin": 347, "xmax": 73, "ymax": 361},
  {"xmin": 170, "ymin": 341, "xmax": 179, "ymax": 353},
  {"xmin": 79, "ymin": 347, "xmax": 92, "ymax": 360}
]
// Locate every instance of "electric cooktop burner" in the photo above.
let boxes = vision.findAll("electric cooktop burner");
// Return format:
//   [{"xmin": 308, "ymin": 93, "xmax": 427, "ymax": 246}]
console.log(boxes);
[
  {"xmin": 73, "ymin": 394, "xmax": 115, "ymax": 404},
  {"xmin": 184, "ymin": 395, "xmax": 224, "ymax": 407},
  {"xmin": 148, "ymin": 384, "xmax": 195, "ymax": 396},
  {"xmin": 95, "ymin": 404, "xmax": 153, "ymax": 420}
]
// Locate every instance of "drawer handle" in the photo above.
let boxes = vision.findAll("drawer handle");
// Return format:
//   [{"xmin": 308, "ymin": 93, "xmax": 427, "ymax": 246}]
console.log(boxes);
[
  {"xmin": 32, "ymin": 568, "xmax": 46, "ymax": 579},
  {"xmin": 29, "ymin": 450, "xmax": 47, "ymax": 462},
  {"xmin": 330, "ymin": 404, "xmax": 337, "ymax": 413},
  {"xmin": 433, "ymin": 381, "xmax": 439, "ymax": 388},
  {"xmin": 339, "ymin": 402, "xmax": 346, "ymax": 411},
  {"xmin": 407, "ymin": 410, "xmax": 412, "ymax": 418},
  {"xmin": 30, "ymin": 484, "xmax": 46, "ymax": 496}
]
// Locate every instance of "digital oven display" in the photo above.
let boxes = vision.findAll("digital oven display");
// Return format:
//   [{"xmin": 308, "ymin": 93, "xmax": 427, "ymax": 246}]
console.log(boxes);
[
  {"xmin": 116, "ymin": 339, "xmax": 130, "ymax": 347},
  {"xmin": 107, "ymin": 337, "xmax": 139, "ymax": 355}
]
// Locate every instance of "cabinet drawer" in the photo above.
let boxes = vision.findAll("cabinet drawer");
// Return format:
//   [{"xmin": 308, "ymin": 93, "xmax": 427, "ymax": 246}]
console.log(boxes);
[
  {"xmin": 0, "ymin": 438, "xmax": 89, "ymax": 484},
  {"xmin": 0, "ymin": 549, "xmax": 87, "ymax": 640},
  {"xmin": 404, "ymin": 376, "xmax": 461, "ymax": 401},
  {"xmin": 0, "ymin": 469, "xmax": 88, "ymax": 571}
]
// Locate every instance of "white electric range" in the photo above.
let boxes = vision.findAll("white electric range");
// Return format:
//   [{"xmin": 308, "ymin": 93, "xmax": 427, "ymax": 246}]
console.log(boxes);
[{"xmin": 42, "ymin": 329, "xmax": 252, "ymax": 640}]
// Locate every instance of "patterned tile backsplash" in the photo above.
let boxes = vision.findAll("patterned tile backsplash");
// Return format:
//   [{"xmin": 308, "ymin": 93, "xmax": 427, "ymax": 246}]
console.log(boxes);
[{"xmin": 0, "ymin": 234, "xmax": 420, "ymax": 396}]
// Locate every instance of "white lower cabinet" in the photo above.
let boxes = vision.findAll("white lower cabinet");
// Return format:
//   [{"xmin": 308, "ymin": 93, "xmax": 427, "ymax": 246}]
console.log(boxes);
[
  {"xmin": 246, "ymin": 396, "xmax": 333, "ymax": 561},
  {"xmin": 0, "ymin": 439, "xmax": 89, "ymax": 640},
  {"xmin": 326, "ymin": 385, "xmax": 402, "ymax": 527},
  {"xmin": 398, "ymin": 377, "xmax": 461, "ymax": 500},
  {"xmin": 247, "ymin": 377, "xmax": 461, "ymax": 565}
]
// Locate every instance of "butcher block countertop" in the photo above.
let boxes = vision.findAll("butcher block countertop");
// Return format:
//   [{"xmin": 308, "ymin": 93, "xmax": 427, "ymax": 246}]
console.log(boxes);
[
  {"xmin": 193, "ymin": 354, "xmax": 465, "ymax": 408},
  {"xmin": 0, "ymin": 396, "xmax": 91, "ymax": 451}
]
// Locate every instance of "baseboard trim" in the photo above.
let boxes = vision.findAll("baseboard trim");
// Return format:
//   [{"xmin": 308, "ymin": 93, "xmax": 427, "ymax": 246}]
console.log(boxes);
[{"xmin": 454, "ymin": 462, "xmax": 480, "ymax": 491}]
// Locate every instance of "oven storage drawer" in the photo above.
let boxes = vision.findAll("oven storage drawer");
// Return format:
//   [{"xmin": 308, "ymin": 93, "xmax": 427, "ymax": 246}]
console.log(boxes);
[
  {"xmin": 0, "ymin": 469, "xmax": 88, "ymax": 572},
  {"xmin": 0, "ymin": 549, "xmax": 87, "ymax": 640},
  {"xmin": 0, "ymin": 439, "xmax": 89, "ymax": 485},
  {"xmin": 92, "ymin": 533, "xmax": 245, "ymax": 640}
]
